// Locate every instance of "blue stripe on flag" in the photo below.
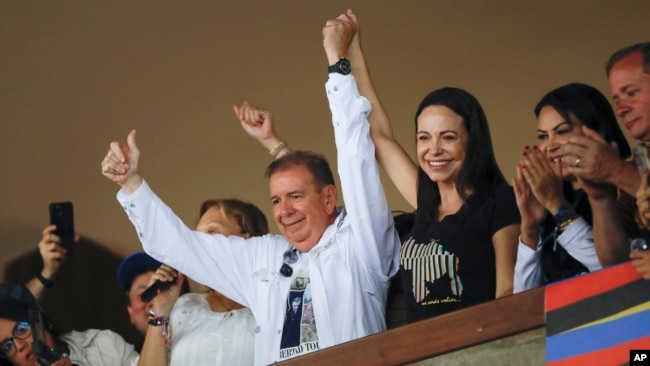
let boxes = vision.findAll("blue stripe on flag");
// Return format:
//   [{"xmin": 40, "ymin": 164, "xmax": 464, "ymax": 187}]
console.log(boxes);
[{"xmin": 547, "ymin": 308, "xmax": 650, "ymax": 362}]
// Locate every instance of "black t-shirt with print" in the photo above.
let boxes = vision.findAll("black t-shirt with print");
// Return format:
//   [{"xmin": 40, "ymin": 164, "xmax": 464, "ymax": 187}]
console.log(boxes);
[{"xmin": 401, "ymin": 182, "xmax": 520, "ymax": 323}]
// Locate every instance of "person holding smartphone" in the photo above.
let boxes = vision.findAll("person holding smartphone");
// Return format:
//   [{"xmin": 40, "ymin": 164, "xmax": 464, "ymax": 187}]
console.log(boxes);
[
  {"xmin": 0, "ymin": 282, "xmax": 139, "ymax": 366},
  {"xmin": 24, "ymin": 225, "xmax": 78, "ymax": 301},
  {"xmin": 116, "ymin": 251, "xmax": 166, "ymax": 352},
  {"xmin": 1, "ymin": 225, "xmax": 137, "ymax": 366}
]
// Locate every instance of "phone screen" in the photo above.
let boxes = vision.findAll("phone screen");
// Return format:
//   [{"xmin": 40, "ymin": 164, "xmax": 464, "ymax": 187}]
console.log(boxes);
[
  {"xmin": 48, "ymin": 201, "xmax": 75, "ymax": 254},
  {"xmin": 633, "ymin": 143, "xmax": 650, "ymax": 178}
]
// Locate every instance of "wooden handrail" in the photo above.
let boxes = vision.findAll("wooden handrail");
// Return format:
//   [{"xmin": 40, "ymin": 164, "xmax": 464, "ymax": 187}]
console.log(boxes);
[{"xmin": 279, "ymin": 287, "xmax": 545, "ymax": 365}]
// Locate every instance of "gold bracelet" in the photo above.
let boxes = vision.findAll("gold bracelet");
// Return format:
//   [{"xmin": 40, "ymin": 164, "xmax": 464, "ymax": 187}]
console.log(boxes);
[
  {"xmin": 558, "ymin": 217, "xmax": 577, "ymax": 232},
  {"xmin": 269, "ymin": 141, "xmax": 287, "ymax": 158}
]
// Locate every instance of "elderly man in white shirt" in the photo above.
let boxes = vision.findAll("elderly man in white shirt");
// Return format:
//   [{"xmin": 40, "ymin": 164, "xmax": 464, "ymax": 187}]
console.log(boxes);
[{"xmin": 100, "ymin": 9, "xmax": 400, "ymax": 366}]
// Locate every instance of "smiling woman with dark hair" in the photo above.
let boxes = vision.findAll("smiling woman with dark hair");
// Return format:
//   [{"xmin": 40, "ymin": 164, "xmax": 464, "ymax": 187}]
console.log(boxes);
[
  {"xmin": 338, "ymin": 10, "xmax": 520, "ymax": 323},
  {"xmin": 513, "ymin": 82, "xmax": 640, "ymax": 292}
]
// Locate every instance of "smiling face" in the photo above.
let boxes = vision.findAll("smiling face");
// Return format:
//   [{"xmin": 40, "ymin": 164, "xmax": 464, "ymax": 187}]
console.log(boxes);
[
  {"xmin": 269, "ymin": 165, "xmax": 337, "ymax": 252},
  {"xmin": 536, "ymin": 105, "xmax": 585, "ymax": 179},
  {"xmin": 609, "ymin": 52, "xmax": 650, "ymax": 141},
  {"xmin": 416, "ymin": 105, "xmax": 468, "ymax": 186}
]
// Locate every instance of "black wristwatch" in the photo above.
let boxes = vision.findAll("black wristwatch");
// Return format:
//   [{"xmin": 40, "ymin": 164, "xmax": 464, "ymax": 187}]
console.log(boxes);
[
  {"xmin": 553, "ymin": 202, "xmax": 576, "ymax": 224},
  {"xmin": 328, "ymin": 58, "xmax": 351, "ymax": 75}
]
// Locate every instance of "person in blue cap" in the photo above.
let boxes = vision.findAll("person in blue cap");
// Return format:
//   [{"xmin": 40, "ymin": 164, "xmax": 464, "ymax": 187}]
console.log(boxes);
[{"xmin": 116, "ymin": 252, "xmax": 162, "ymax": 346}]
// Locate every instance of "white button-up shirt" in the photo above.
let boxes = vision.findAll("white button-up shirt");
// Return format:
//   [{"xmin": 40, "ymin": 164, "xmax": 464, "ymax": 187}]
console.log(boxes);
[{"xmin": 116, "ymin": 73, "xmax": 400, "ymax": 365}]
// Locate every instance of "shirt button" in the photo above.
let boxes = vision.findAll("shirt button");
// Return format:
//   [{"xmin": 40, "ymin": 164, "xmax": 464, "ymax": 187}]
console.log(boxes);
[
  {"xmin": 255, "ymin": 326, "xmax": 260, "ymax": 333},
  {"xmin": 277, "ymin": 330, "xmax": 281, "ymax": 334},
  {"xmin": 333, "ymin": 86, "xmax": 339, "ymax": 92},
  {"xmin": 130, "ymin": 203, "xmax": 136, "ymax": 208},
  {"xmin": 139, "ymin": 232, "xmax": 143, "ymax": 238}
]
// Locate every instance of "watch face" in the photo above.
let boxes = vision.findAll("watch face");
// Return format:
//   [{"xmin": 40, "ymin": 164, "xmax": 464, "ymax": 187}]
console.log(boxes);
[
  {"xmin": 328, "ymin": 58, "xmax": 352, "ymax": 75},
  {"xmin": 339, "ymin": 59, "xmax": 351, "ymax": 74}
]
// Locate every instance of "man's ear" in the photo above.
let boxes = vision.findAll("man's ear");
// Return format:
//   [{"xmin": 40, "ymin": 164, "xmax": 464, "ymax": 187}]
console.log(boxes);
[{"xmin": 324, "ymin": 185, "xmax": 338, "ymax": 215}]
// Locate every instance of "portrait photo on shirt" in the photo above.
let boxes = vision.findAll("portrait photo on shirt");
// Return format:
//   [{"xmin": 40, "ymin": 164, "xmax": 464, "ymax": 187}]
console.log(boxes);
[{"xmin": 280, "ymin": 270, "xmax": 319, "ymax": 359}]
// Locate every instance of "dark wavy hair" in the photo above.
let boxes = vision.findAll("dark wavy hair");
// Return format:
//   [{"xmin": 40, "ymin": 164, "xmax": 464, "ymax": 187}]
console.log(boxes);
[
  {"xmin": 534, "ymin": 82, "xmax": 631, "ymax": 159},
  {"xmin": 415, "ymin": 87, "xmax": 506, "ymax": 219},
  {"xmin": 605, "ymin": 42, "xmax": 650, "ymax": 76}
]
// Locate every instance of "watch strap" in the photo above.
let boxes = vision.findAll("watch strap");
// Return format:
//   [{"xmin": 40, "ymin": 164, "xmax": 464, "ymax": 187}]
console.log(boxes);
[
  {"xmin": 328, "ymin": 58, "xmax": 351, "ymax": 75},
  {"xmin": 553, "ymin": 202, "xmax": 576, "ymax": 225},
  {"xmin": 36, "ymin": 272, "xmax": 56, "ymax": 288}
]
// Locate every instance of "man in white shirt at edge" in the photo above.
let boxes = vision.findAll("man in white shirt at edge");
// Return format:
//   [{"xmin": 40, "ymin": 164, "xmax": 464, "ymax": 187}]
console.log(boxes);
[{"xmin": 100, "ymin": 9, "xmax": 400, "ymax": 366}]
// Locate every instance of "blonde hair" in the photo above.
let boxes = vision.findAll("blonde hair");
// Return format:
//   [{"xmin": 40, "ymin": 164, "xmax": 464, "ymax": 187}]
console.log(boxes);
[{"xmin": 197, "ymin": 199, "xmax": 269, "ymax": 237}]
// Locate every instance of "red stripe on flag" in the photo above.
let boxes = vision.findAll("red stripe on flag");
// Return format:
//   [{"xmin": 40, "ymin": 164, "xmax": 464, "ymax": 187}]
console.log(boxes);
[{"xmin": 546, "ymin": 262, "xmax": 642, "ymax": 312}]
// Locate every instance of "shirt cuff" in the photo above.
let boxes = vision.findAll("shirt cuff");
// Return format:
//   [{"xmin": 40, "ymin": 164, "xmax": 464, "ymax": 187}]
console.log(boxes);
[{"xmin": 556, "ymin": 216, "xmax": 590, "ymax": 244}]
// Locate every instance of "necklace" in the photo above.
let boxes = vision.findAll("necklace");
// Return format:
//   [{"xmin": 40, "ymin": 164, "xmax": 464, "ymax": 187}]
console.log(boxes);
[{"xmin": 207, "ymin": 291, "xmax": 241, "ymax": 312}]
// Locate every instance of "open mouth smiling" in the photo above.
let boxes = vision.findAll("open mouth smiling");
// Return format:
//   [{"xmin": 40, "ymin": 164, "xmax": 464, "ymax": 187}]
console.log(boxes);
[{"xmin": 427, "ymin": 159, "xmax": 452, "ymax": 168}]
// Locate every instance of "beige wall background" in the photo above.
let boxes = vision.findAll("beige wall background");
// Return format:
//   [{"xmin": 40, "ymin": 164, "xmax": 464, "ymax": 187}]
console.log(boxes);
[{"xmin": 1, "ymin": 0, "xmax": 647, "ymax": 279}]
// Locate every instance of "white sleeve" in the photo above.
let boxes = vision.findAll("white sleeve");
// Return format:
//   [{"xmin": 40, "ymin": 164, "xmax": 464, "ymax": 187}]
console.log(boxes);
[
  {"xmin": 116, "ymin": 179, "xmax": 285, "ymax": 307},
  {"xmin": 99, "ymin": 329, "xmax": 140, "ymax": 366},
  {"xmin": 325, "ymin": 74, "xmax": 400, "ymax": 277},
  {"xmin": 556, "ymin": 216, "xmax": 602, "ymax": 272},
  {"xmin": 513, "ymin": 237, "xmax": 543, "ymax": 293}
]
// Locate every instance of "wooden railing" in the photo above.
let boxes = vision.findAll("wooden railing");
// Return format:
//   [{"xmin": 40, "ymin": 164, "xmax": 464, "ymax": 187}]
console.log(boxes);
[{"xmin": 278, "ymin": 287, "xmax": 545, "ymax": 365}]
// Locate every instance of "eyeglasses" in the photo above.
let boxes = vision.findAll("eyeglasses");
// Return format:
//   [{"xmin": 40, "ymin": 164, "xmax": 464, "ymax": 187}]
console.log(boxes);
[{"xmin": 0, "ymin": 321, "xmax": 31, "ymax": 358}]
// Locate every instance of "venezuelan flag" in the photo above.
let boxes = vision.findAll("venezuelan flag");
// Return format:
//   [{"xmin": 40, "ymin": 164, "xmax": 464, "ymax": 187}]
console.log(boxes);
[{"xmin": 545, "ymin": 262, "xmax": 650, "ymax": 366}]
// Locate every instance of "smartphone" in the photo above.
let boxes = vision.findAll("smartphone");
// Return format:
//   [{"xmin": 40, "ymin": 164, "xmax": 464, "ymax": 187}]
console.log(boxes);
[
  {"xmin": 48, "ymin": 201, "xmax": 75, "ymax": 254},
  {"xmin": 29, "ymin": 308, "xmax": 61, "ymax": 365},
  {"xmin": 630, "ymin": 238, "xmax": 649, "ymax": 252},
  {"xmin": 633, "ymin": 143, "xmax": 650, "ymax": 178}
]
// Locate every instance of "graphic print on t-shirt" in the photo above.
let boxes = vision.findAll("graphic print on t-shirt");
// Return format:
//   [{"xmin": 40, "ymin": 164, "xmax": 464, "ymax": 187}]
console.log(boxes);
[
  {"xmin": 401, "ymin": 238, "xmax": 463, "ymax": 305},
  {"xmin": 279, "ymin": 269, "xmax": 319, "ymax": 360}
]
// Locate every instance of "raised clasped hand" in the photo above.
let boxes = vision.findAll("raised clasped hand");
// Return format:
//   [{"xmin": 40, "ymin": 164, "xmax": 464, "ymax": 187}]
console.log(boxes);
[{"xmin": 323, "ymin": 9, "xmax": 358, "ymax": 60}]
